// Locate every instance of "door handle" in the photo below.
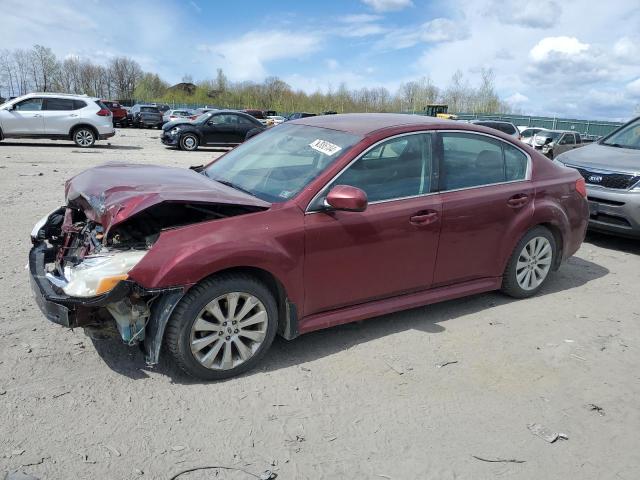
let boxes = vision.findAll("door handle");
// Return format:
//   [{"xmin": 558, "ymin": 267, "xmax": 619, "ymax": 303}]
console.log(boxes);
[
  {"xmin": 410, "ymin": 211, "xmax": 438, "ymax": 226},
  {"xmin": 33, "ymin": 114, "xmax": 42, "ymax": 117},
  {"xmin": 69, "ymin": 114, "xmax": 78, "ymax": 117},
  {"xmin": 507, "ymin": 194, "xmax": 529, "ymax": 208}
]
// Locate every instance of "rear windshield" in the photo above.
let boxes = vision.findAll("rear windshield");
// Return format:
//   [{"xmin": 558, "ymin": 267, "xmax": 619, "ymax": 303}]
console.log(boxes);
[{"xmin": 141, "ymin": 107, "xmax": 160, "ymax": 113}]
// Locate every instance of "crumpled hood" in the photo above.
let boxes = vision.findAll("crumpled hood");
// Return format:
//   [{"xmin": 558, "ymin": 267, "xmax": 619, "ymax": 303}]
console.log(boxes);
[
  {"xmin": 64, "ymin": 163, "xmax": 270, "ymax": 230},
  {"xmin": 557, "ymin": 142, "xmax": 640, "ymax": 173}
]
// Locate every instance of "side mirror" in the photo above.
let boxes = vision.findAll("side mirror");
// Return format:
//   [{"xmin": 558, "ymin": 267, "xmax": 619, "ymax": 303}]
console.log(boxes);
[{"xmin": 325, "ymin": 185, "xmax": 368, "ymax": 212}]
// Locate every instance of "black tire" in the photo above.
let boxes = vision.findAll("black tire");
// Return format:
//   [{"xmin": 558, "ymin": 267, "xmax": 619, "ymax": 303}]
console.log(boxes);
[
  {"xmin": 179, "ymin": 133, "xmax": 199, "ymax": 151},
  {"xmin": 72, "ymin": 127, "xmax": 96, "ymax": 148},
  {"xmin": 501, "ymin": 226, "xmax": 557, "ymax": 298},
  {"xmin": 164, "ymin": 274, "xmax": 278, "ymax": 380}
]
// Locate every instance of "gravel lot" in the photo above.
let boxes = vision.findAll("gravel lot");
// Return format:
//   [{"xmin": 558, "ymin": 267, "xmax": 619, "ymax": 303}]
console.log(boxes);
[{"xmin": 1, "ymin": 129, "xmax": 639, "ymax": 479}]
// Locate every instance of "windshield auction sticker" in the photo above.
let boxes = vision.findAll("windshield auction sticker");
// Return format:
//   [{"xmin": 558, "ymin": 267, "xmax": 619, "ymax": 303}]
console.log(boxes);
[{"xmin": 309, "ymin": 139, "xmax": 342, "ymax": 156}]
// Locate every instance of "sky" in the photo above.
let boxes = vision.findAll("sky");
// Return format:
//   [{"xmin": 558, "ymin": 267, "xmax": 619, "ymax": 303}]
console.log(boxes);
[{"xmin": 2, "ymin": 0, "xmax": 640, "ymax": 120}]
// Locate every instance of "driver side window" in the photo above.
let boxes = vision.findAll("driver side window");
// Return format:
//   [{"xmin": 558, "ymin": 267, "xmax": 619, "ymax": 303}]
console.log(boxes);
[
  {"xmin": 15, "ymin": 98, "xmax": 43, "ymax": 111},
  {"xmin": 331, "ymin": 133, "xmax": 433, "ymax": 202}
]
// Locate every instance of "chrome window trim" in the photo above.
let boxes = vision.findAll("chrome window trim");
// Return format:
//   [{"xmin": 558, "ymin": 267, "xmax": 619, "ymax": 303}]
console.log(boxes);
[
  {"xmin": 305, "ymin": 129, "xmax": 533, "ymax": 214},
  {"xmin": 305, "ymin": 131, "xmax": 436, "ymax": 214}
]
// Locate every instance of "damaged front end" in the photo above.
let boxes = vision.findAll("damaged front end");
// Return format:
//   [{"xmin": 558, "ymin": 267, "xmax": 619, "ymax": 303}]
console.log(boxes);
[{"xmin": 29, "ymin": 197, "xmax": 267, "ymax": 364}]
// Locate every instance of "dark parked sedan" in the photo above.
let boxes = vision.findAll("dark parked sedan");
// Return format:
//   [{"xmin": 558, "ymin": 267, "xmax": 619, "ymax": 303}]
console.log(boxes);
[
  {"xmin": 130, "ymin": 104, "xmax": 163, "ymax": 128},
  {"xmin": 161, "ymin": 110, "xmax": 264, "ymax": 151},
  {"xmin": 29, "ymin": 114, "xmax": 588, "ymax": 380}
]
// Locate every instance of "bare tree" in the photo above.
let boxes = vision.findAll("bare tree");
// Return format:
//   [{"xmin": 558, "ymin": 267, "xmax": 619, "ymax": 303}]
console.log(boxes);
[{"xmin": 30, "ymin": 45, "xmax": 58, "ymax": 92}]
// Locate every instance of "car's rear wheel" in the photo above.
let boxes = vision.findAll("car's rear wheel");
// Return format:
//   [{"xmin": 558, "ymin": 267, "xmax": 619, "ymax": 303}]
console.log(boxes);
[
  {"xmin": 501, "ymin": 226, "xmax": 556, "ymax": 298},
  {"xmin": 179, "ymin": 133, "xmax": 199, "ymax": 151},
  {"xmin": 72, "ymin": 127, "xmax": 96, "ymax": 147},
  {"xmin": 164, "ymin": 274, "xmax": 278, "ymax": 380}
]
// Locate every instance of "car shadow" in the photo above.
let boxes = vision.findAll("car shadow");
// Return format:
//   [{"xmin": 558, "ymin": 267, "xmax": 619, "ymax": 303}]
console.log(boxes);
[
  {"xmin": 584, "ymin": 231, "xmax": 640, "ymax": 255},
  {"xmin": 91, "ymin": 256, "xmax": 609, "ymax": 382},
  {"xmin": 1, "ymin": 141, "xmax": 142, "ymax": 150}
]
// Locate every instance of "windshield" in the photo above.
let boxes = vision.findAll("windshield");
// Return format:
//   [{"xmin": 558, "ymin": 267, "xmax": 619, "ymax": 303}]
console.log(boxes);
[
  {"xmin": 141, "ymin": 107, "xmax": 159, "ymax": 113},
  {"xmin": 601, "ymin": 118, "xmax": 640, "ymax": 150},
  {"xmin": 537, "ymin": 131, "xmax": 562, "ymax": 141},
  {"xmin": 204, "ymin": 124, "xmax": 362, "ymax": 202}
]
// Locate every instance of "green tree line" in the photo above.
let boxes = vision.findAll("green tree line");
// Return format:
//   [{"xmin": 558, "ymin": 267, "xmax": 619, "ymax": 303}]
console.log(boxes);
[{"xmin": 1, "ymin": 45, "xmax": 511, "ymax": 114}]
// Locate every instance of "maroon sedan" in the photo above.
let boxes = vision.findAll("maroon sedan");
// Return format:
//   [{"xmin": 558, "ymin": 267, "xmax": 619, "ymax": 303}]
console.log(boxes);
[{"xmin": 29, "ymin": 114, "xmax": 588, "ymax": 380}]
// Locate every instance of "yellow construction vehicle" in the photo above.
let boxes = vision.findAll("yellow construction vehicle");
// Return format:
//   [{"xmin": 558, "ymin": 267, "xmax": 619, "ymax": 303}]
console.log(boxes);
[{"xmin": 425, "ymin": 104, "xmax": 457, "ymax": 120}]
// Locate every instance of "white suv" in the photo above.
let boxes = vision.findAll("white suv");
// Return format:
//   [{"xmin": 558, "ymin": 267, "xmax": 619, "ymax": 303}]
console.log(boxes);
[{"xmin": 0, "ymin": 93, "xmax": 115, "ymax": 147}]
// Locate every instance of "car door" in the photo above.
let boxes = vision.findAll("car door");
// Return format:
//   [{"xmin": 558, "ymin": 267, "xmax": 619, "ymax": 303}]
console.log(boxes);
[
  {"xmin": 433, "ymin": 131, "xmax": 533, "ymax": 287},
  {"xmin": 556, "ymin": 133, "xmax": 575, "ymax": 155},
  {"xmin": 236, "ymin": 115, "xmax": 259, "ymax": 142},
  {"xmin": 203, "ymin": 114, "xmax": 237, "ymax": 144},
  {"xmin": 303, "ymin": 132, "xmax": 442, "ymax": 316},
  {"xmin": 42, "ymin": 97, "xmax": 78, "ymax": 135},
  {"xmin": 1, "ymin": 97, "xmax": 45, "ymax": 134}
]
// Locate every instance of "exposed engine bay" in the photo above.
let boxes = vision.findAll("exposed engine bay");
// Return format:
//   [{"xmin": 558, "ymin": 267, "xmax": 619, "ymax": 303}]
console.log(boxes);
[{"xmin": 33, "ymin": 200, "xmax": 265, "ymax": 347}]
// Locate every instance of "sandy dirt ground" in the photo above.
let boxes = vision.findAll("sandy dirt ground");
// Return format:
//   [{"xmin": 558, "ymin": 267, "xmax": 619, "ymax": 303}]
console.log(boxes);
[{"xmin": 0, "ymin": 129, "xmax": 639, "ymax": 480}]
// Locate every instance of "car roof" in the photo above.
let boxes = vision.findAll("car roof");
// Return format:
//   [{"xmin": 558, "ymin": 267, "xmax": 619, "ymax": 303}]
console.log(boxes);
[
  {"xmin": 18, "ymin": 92, "xmax": 97, "ymax": 101},
  {"xmin": 289, "ymin": 113, "xmax": 449, "ymax": 135},
  {"xmin": 471, "ymin": 120, "xmax": 516, "ymax": 125}
]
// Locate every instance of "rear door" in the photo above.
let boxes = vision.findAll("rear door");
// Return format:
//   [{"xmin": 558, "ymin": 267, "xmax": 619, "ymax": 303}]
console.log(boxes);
[
  {"xmin": 2, "ymin": 97, "xmax": 45, "ymax": 134},
  {"xmin": 303, "ymin": 132, "xmax": 442, "ymax": 316},
  {"xmin": 433, "ymin": 131, "xmax": 533, "ymax": 286},
  {"xmin": 42, "ymin": 97, "xmax": 79, "ymax": 135},
  {"xmin": 236, "ymin": 115, "xmax": 260, "ymax": 142}
]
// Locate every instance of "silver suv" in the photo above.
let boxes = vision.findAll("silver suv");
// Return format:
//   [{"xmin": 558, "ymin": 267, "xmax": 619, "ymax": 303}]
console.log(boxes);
[
  {"xmin": 556, "ymin": 117, "xmax": 640, "ymax": 238},
  {"xmin": 0, "ymin": 93, "xmax": 115, "ymax": 147}
]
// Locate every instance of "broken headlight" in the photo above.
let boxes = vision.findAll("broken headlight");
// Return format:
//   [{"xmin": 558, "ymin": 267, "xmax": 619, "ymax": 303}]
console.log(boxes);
[{"xmin": 61, "ymin": 249, "xmax": 147, "ymax": 297}]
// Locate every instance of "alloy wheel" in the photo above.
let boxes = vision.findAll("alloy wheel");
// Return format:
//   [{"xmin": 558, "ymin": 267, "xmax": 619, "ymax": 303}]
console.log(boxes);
[
  {"xmin": 189, "ymin": 292, "xmax": 268, "ymax": 370},
  {"xmin": 75, "ymin": 129, "xmax": 94, "ymax": 147},
  {"xmin": 515, "ymin": 236, "xmax": 552, "ymax": 291}
]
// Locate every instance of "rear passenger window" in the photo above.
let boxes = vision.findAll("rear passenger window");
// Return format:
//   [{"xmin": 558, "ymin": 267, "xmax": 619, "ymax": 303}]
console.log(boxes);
[
  {"xmin": 504, "ymin": 143, "xmax": 528, "ymax": 181},
  {"xmin": 44, "ymin": 98, "xmax": 74, "ymax": 111},
  {"xmin": 334, "ymin": 133, "xmax": 432, "ymax": 202},
  {"xmin": 440, "ymin": 132, "xmax": 527, "ymax": 190}
]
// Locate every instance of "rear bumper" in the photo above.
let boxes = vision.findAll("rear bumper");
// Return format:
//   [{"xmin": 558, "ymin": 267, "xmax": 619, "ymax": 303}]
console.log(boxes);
[
  {"xmin": 586, "ymin": 186, "xmax": 640, "ymax": 237},
  {"xmin": 99, "ymin": 131, "xmax": 116, "ymax": 140}
]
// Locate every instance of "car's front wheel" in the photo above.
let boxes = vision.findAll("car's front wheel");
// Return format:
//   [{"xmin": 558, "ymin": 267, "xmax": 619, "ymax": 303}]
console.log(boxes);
[
  {"xmin": 501, "ymin": 226, "xmax": 556, "ymax": 298},
  {"xmin": 179, "ymin": 133, "xmax": 199, "ymax": 151},
  {"xmin": 72, "ymin": 127, "xmax": 96, "ymax": 147},
  {"xmin": 164, "ymin": 274, "xmax": 278, "ymax": 380}
]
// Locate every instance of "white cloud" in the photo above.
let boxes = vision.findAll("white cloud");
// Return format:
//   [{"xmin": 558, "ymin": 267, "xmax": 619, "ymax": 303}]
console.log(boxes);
[
  {"xmin": 326, "ymin": 58, "xmax": 340, "ymax": 70},
  {"xmin": 199, "ymin": 31, "xmax": 322, "ymax": 81},
  {"xmin": 339, "ymin": 14, "xmax": 382, "ymax": 23},
  {"xmin": 627, "ymin": 78, "xmax": 640, "ymax": 97},
  {"xmin": 378, "ymin": 18, "xmax": 469, "ymax": 49},
  {"xmin": 613, "ymin": 37, "xmax": 638, "ymax": 63},
  {"xmin": 529, "ymin": 36, "xmax": 590, "ymax": 62},
  {"xmin": 361, "ymin": 0, "xmax": 413, "ymax": 12},
  {"xmin": 490, "ymin": 0, "xmax": 561, "ymax": 29},
  {"xmin": 506, "ymin": 92, "xmax": 529, "ymax": 104}
]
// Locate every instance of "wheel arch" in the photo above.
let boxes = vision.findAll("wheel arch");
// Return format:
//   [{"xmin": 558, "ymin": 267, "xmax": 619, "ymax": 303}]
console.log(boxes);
[
  {"xmin": 192, "ymin": 266, "xmax": 298, "ymax": 341},
  {"xmin": 68, "ymin": 123, "xmax": 98, "ymax": 139}
]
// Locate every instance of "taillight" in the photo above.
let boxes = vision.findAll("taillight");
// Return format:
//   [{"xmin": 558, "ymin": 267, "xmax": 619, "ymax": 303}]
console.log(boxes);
[
  {"xmin": 575, "ymin": 178, "xmax": 587, "ymax": 197},
  {"xmin": 97, "ymin": 108, "xmax": 111, "ymax": 116},
  {"xmin": 170, "ymin": 115, "xmax": 177, "ymax": 119}
]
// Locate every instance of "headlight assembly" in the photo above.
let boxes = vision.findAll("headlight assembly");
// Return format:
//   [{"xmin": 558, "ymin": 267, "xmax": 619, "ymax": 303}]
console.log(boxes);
[{"xmin": 61, "ymin": 249, "xmax": 147, "ymax": 297}]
